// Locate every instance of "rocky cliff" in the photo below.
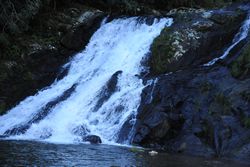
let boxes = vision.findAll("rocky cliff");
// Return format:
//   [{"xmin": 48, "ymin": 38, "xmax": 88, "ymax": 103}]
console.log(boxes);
[{"xmin": 0, "ymin": 0, "xmax": 250, "ymax": 163}]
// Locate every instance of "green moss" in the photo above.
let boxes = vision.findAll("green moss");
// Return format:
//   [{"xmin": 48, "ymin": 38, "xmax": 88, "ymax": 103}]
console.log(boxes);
[
  {"xmin": 0, "ymin": 33, "xmax": 10, "ymax": 48},
  {"xmin": 150, "ymin": 28, "xmax": 175, "ymax": 74},
  {"xmin": 200, "ymin": 81, "xmax": 213, "ymax": 93},
  {"xmin": 122, "ymin": 0, "xmax": 139, "ymax": 14},
  {"xmin": 0, "ymin": 102, "xmax": 6, "ymax": 115},
  {"xmin": 230, "ymin": 43, "xmax": 250, "ymax": 78},
  {"xmin": 7, "ymin": 45, "xmax": 22, "ymax": 58},
  {"xmin": 214, "ymin": 93, "xmax": 231, "ymax": 115},
  {"xmin": 194, "ymin": 99, "xmax": 202, "ymax": 112},
  {"xmin": 243, "ymin": 117, "xmax": 250, "ymax": 128},
  {"xmin": 129, "ymin": 147, "xmax": 145, "ymax": 153}
]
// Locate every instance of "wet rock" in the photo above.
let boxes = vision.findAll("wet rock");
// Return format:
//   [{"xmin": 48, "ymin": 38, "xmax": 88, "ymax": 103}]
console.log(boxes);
[
  {"xmin": 72, "ymin": 125, "xmax": 90, "ymax": 136},
  {"xmin": 231, "ymin": 143, "xmax": 250, "ymax": 163},
  {"xmin": 60, "ymin": 11, "xmax": 105, "ymax": 51},
  {"xmin": 170, "ymin": 134, "xmax": 214, "ymax": 156},
  {"xmin": 134, "ymin": 64, "xmax": 250, "ymax": 157},
  {"xmin": 0, "ymin": 135, "xmax": 7, "ymax": 138},
  {"xmin": 149, "ymin": 7, "xmax": 246, "ymax": 74},
  {"xmin": 81, "ymin": 0, "xmax": 243, "ymax": 15},
  {"xmin": 133, "ymin": 109, "xmax": 169, "ymax": 143},
  {"xmin": 82, "ymin": 135, "xmax": 102, "ymax": 144},
  {"xmin": 93, "ymin": 71, "xmax": 122, "ymax": 111},
  {"xmin": 230, "ymin": 41, "xmax": 250, "ymax": 79}
]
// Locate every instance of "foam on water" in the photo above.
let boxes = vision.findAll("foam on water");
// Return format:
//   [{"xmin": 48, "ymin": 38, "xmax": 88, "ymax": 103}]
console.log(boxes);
[{"xmin": 0, "ymin": 17, "xmax": 173, "ymax": 144}]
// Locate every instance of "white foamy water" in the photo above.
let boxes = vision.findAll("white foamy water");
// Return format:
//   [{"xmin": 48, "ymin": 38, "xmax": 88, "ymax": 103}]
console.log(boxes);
[
  {"xmin": 204, "ymin": 11, "xmax": 250, "ymax": 66},
  {"xmin": 0, "ymin": 17, "xmax": 173, "ymax": 144}
]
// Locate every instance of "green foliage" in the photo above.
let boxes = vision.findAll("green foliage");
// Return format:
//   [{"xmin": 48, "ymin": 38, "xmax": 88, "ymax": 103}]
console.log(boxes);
[
  {"xmin": 122, "ymin": 0, "xmax": 139, "ymax": 14},
  {"xmin": 200, "ymin": 81, "xmax": 213, "ymax": 93},
  {"xmin": 31, "ymin": 35, "xmax": 58, "ymax": 46},
  {"xmin": 0, "ymin": 0, "xmax": 42, "ymax": 34},
  {"xmin": 150, "ymin": 28, "xmax": 175, "ymax": 74},
  {"xmin": 230, "ymin": 43, "xmax": 250, "ymax": 78},
  {"xmin": 4, "ymin": 45, "xmax": 22, "ymax": 60},
  {"xmin": 0, "ymin": 102, "xmax": 6, "ymax": 115},
  {"xmin": 214, "ymin": 92, "xmax": 231, "ymax": 115},
  {"xmin": 0, "ymin": 33, "xmax": 10, "ymax": 48},
  {"xmin": 243, "ymin": 117, "xmax": 250, "ymax": 128},
  {"xmin": 208, "ymin": 92, "xmax": 232, "ymax": 115}
]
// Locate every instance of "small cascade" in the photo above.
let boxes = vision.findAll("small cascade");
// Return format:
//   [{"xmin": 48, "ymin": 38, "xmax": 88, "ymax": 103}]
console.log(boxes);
[
  {"xmin": 0, "ymin": 17, "xmax": 173, "ymax": 144},
  {"xmin": 204, "ymin": 10, "xmax": 250, "ymax": 66}
]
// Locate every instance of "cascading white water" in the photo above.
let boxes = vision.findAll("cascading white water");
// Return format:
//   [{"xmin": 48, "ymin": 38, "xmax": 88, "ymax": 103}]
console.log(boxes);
[
  {"xmin": 204, "ymin": 10, "xmax": 250, "ymax": 66},
  {"xmin": 0, "ymin": 17, "xmax": 173, "ymax": 144}
]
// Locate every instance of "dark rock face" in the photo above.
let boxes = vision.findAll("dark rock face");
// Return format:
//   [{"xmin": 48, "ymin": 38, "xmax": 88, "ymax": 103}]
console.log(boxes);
[
  {"xmin": 131, "ymin": 4, "xmax": 250, "ymax": 161},
  {"xmin": 0, "ymin": 0, "xmax": 249, "ymax": 164},
  {"xmin": 133, "ymin": 65, "xmax": 250, "ymax": 158},
  {"xmin": 82, "ymin": 135, "xmax": 102, "ymax": 144},
  {"xmin": 81, "ymin": 0, "xmax": 246, "ymax": 15},
  {"xmin": 60, "ymin": 11, "xmax": 105, "ymax": 51},
  {"xmin": 132, "ymin": 36, "xmax": 250, "ymax": 161},
  {"xmin": 149, "ymin": 7, "xmax": 246, "ymax": 74},
  {"xmin": 230, "ymin": 41, "xmax": 250, "ymax": 79}
]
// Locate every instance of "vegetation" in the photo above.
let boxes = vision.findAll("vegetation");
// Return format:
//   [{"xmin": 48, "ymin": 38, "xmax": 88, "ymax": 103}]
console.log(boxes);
[
  {"xmin": 200, "ymin": 81, "xmax": 214, "ymax": 93},
  {"xmin": 150, "ymin": 28, "xmax": 175, "ymax": 74},
  {"xmin": 243, "ymin": 117, "xmax": 250, "ymax": 128},
  {"xmin": 230, "ymin": 43, "xmax": 250, "ymax": 79}
]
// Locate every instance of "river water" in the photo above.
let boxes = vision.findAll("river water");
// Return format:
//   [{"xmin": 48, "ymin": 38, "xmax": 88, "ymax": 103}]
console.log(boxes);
[{"xmin": 0, "ymin": 140, "xmax": 248, "ymax": 167}]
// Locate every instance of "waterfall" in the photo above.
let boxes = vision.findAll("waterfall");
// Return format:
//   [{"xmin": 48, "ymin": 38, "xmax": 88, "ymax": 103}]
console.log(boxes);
[
  {"xmin": 0, "ymin": 17, "xmax": 173, "ymax": 144},
  {"xmin": 204, "ymin": 10, "xmax": 250, "ymax": 66}
]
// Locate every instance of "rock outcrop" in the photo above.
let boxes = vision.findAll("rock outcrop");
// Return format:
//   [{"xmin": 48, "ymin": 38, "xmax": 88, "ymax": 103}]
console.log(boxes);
[
  {"xmin": 149, "ymin": 7, "xmax": 246, "ymax": 74},
  {"xmin": 0, "ymin": 0, "xmax": 250, "ymax": 164},
  {"xmin": 131, "ymin": 3, "xmax": 250, "ymax": 163},
  {"xmin": 81, "ymin": 0, "xmax": 247, "ymax": 15},
  {"xmin": 0, "ymin": 2, "xmax": 105, "ymax": 115},
  {"xmin": 82, "ymin": 135, "xmax": 102, "ymax": 144}
]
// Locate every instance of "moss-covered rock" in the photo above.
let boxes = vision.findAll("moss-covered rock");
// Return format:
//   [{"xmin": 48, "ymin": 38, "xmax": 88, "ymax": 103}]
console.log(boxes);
[
  {"xmin": 0, "ymin": 1, "xmax": 104, "ymax": 115},
  {"xmin": 149, "ymin": 7, "xmax": 245, "ymax": 75},
  {"xmin": 230, "ymin": 42, "xmax": 250, "ymax": 79},
  {"xmin": 82, "ymin": 0, "xmax": 246, "ymax": 15}
]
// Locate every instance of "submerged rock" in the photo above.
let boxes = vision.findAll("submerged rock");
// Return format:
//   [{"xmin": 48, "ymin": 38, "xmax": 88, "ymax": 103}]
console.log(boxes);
[{"xmin": 82, "ymin": 135, "xmax": 102, "ymax": 144}]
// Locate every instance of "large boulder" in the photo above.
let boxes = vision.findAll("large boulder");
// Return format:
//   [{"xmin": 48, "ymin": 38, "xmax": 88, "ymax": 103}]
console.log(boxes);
[
  {"xmin": 149, "ymin": 7, "xmax": 246, "ymax": 75},
  {"xmin": 133, "ymin": 65, "xmax": 250, "ymax": 157}
]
